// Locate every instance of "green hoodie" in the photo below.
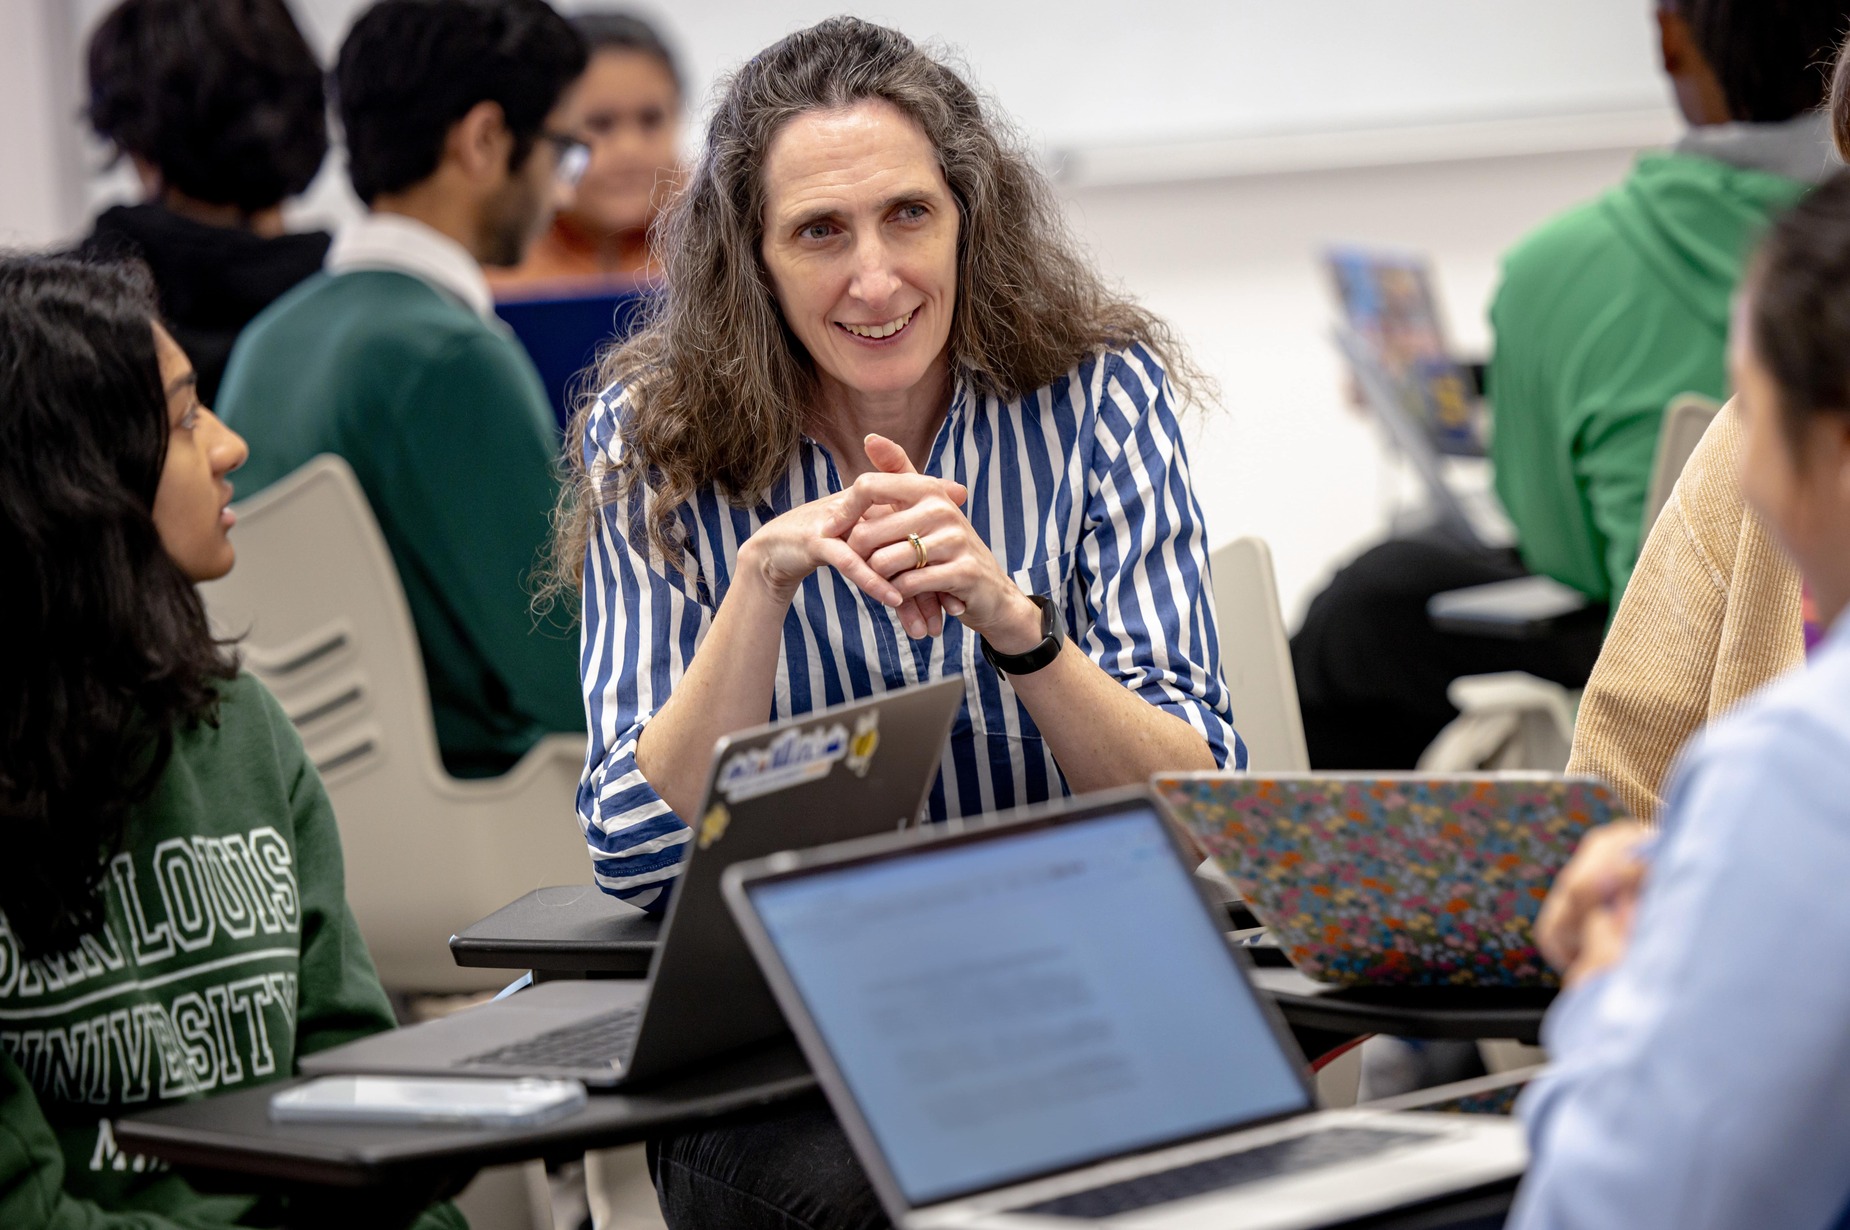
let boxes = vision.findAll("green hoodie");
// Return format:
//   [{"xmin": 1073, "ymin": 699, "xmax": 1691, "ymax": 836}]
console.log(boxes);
[
  {"xmin": 1487, "ymin": 150, "xmax": 1809, "ymax": 605},
  {"xmin": 0, "ymin": 672, "xmax": 465, "ymax": 1229}
]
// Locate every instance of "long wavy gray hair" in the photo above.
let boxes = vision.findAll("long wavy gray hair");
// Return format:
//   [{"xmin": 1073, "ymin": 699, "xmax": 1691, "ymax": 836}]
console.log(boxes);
[{"xmin": 554, "ymin": 15, "xmax": 1200, "ymax": 576}]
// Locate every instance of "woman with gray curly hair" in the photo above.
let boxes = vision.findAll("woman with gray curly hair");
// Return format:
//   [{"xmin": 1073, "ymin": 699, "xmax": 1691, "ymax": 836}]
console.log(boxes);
[
  {"xmin": 559, "ymin": 15, "xmax": 1244, "ymax": 1226},
  {"xmin": 566, "ymin": 14, "xmax": 1241, "ymax": 909}
]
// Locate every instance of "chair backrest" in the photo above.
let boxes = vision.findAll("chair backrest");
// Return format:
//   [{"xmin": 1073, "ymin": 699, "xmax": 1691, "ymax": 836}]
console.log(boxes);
[
  {"xmin": 1642, "ymin": 393, "xmax": 1721, "ymax": 537},
  {"xmin": 494, "ymin": 287, "xmax": 652, "ymax": 432},
  {"xmin": 200, "ymin": 456, "xmax": 588, "ymax": 992},
  {"xmin": 1209, "ymin": 536, "xmax": 1311, "ymax": 773},
  {"xmin": 202, "ymin": 455, "xmax": 444, "ymax": 784}
]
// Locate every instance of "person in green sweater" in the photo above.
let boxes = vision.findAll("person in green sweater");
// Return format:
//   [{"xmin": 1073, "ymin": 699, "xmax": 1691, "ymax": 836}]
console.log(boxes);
[
  {"xmin": 1291, "ymin": 0, "xmax": 1844, "ymax": 770},
  {"xmin": 218, "ymin": 0, "xmax": 590, "ymax": 778},
  {"xmin": 0, "ymin": 256, "xmax": 464, "ymax": 1227}
]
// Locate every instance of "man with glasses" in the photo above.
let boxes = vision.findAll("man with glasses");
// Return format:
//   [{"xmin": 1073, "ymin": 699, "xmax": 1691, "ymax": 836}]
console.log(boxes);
[{"xmin": 219, "ymin": 0, "xmax": 590, "ymax": 778}]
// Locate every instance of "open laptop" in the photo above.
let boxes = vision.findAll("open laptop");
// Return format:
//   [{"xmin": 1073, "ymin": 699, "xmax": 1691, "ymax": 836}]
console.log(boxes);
[
  {"xmin": 1326, "ymin": 246, "xmax": 1483, "ymax": 459},
  {"xmin": 722, "ymin": 789, "xmax": 1524, "ymax": 1229},
  {"xmin": 301, "ymin": 678, "xmax": 964, "ymax": 1087},
  {"xmin": 1153, "ymin": 773, "xmax": 1629, "ymax": 987}
]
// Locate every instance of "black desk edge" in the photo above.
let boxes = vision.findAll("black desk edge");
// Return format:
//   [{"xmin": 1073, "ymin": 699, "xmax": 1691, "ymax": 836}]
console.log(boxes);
[{"xmin": 116, "ymin": 1041, "xmax": 814, "ymax": 1189}]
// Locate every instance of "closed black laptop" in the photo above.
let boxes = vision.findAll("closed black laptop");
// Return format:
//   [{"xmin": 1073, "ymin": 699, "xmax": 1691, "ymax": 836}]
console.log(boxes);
[{"xmin": 301, "ymin": 678, "xmax": 964, "ymax": 1087}]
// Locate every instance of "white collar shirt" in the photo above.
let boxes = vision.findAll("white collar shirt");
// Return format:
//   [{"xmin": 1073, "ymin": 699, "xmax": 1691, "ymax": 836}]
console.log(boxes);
[{"xmin": 325, "ymin": 212, "xmax": 495, "ymax": 319}]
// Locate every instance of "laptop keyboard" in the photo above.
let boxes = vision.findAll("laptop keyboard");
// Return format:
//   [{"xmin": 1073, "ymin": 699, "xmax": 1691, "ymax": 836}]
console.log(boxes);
[
  {"xmin": 458, "ymin": 1006, "xmax": 642, "ymax": 1072},
  {"xmin": 1017, "ymin": 1126, "xmax": 1429, "ymax": 1219}
]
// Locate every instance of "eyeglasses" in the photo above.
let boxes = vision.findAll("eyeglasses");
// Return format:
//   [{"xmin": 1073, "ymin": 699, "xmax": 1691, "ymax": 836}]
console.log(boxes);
[{"xmin": 542, "ymin": 131, "xmax": 591, "ymax": 189}]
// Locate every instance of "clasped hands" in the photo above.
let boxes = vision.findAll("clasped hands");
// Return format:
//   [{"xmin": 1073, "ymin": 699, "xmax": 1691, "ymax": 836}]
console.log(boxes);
[{"xmin": 741, "ymin": 433, "xmax": 1043, "ymax": 650}]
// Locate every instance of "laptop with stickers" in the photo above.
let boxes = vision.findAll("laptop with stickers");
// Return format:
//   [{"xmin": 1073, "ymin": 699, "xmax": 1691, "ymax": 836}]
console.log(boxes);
[{"xmin": 300, "ymin": 678, "xmax": 964, "ymax": 1087}]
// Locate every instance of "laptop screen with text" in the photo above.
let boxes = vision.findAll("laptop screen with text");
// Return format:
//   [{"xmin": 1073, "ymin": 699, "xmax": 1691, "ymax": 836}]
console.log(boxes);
[{"xmin": 746, "ymin": 805, "xmax": 1312, "ymax": 1207}]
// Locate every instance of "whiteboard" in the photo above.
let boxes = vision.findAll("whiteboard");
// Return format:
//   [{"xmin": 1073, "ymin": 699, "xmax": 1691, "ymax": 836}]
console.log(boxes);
[{"xmin": 71, "ymin": 0, "xmax": 1671, "ymax": 157}]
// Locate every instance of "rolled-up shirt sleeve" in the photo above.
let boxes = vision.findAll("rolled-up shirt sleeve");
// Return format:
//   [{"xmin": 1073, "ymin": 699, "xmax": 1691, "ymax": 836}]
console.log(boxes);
[
  {"xmin": 1080, "ymin": 345, "xmax": 1244, "ymax": 770},
  {"xmin": 577, "ymin": 387, "xmax": 709, "ymax": 910}
]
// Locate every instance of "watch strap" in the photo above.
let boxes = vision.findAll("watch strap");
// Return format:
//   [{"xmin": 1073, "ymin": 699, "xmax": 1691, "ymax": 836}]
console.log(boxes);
[{"xmin": 981, "ymin": 594, "xmax": 1063, "ymax": 676}]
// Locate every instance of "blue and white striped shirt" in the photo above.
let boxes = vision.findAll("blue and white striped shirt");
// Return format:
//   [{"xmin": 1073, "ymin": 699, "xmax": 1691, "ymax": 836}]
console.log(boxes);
[{"xmin": 577, "ymin": 344, "xmax": 1242, "ymax": 908}]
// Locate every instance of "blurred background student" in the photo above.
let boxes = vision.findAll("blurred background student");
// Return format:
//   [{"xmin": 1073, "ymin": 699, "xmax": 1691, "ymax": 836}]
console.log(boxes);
[
  {"xmin": 1290, "ymin": 0, "xmax": 1847, "ymax": 770},
  {"xmin": 489, "ymin": 9, "xmax": 682, "ymax": 294},
  {"xmin": 219, "ymin": 0, "xmax": 589, "ymax": 779},
  {"xmin": 77, "ymin": 0, "xmax": 331, "ymax": 406}
]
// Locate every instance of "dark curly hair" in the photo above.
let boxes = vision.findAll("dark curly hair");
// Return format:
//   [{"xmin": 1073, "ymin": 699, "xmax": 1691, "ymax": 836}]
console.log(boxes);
[
  {"xmin": 0, "ymin": 255, "xmax": 237, "ymax": 961},
  {"xmin": 86, "ymin": 0, "xmax": 329, "ymax": 214},
  {"xmin": 557, "ymin": 16, "xmax": 1199, "ymax": 571},
  {"xmin": 1673, "ymin": 0, "xmax": 1850, "ymax": 123},
  {"xmin": 335, "ymin": 0, "xmax": 587, "ymax": 206}
]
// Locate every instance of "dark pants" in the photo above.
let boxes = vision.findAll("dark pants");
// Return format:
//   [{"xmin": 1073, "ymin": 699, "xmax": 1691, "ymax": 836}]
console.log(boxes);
[
  {"xmin": 1289, "ymin": 536, "xmax": 1604, "ymax": 770},
  {"xmin": 649, "ymin": 1094, "xmax": 889, "ymax": 1230}
]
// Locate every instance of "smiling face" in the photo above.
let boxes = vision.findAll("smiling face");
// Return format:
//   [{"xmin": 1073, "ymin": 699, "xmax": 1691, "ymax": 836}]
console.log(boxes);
[
  {"xmin": 759, "ymin": 99, "xmax": 959, "ymax": 412},
  {"xmin": 150, "ymin": 324, "xmax": 248, "ymax": 582}
]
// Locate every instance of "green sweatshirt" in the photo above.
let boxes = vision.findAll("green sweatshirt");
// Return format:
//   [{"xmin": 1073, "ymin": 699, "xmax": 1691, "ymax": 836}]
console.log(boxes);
[
  {"xmin": 218, "ymin": 270, "xmax": 583, "ymax": 778},
  {"xmin": 1487, "ymin": 151, "xmax": 1809, "ymax": 605},
  {"xmin": 0, "ymin": 673, "xmax": 464, "ymax": 1228}
]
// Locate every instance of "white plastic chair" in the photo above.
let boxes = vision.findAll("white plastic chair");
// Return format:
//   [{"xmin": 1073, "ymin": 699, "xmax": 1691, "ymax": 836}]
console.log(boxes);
[
  {"xmin": 199, "ymin": 455, "xmax": 591, "ymax": 994},
  {"xmin": 1417, "ymin": 672, "xmax": 1576, "ymax": 773},
  {"xmin": 1209, "ymin": 536, "xmax": 1311, "ymax": 773},
  {"xmin": 1422, "ymin": 393, "xmax": 1722, "ymax": 773},
  {"xmin": 1641, "ymin": 393, "xmax": 1722, "ymax": 539}
]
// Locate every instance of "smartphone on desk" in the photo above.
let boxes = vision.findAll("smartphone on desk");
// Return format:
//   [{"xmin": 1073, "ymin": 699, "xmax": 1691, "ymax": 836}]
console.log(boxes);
[{"xmin": 270, "ymin": 1075, "xmax": 588, "ymax": 1128}]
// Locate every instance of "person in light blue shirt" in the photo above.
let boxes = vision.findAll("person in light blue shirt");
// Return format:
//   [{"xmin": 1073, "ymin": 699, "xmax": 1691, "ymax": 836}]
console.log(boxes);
[{"xmin": 1511, "ymin": 167, "xmax": 1850, "ymax": 1230}]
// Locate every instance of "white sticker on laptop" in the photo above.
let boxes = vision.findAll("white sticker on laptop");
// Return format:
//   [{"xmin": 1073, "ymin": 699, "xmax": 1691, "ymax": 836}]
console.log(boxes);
[{"xmin": 717, "ymin": 711, "xmax": 880, "ymax": 802}]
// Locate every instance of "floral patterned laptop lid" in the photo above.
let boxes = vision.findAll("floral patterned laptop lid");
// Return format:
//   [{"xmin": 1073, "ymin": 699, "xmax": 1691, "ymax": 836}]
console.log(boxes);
[{"xmin": 1152, "ymin": 774, "xmax": 1630, "ymax": 988}]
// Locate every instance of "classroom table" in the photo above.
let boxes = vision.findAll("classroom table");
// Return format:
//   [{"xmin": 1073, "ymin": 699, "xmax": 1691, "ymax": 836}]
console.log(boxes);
[
  {"xmin": 122, "ymin": 891, "xmax": 1536, "ymax": 1228},
  {"xmin": 449, "ymin": 885, "xmax": 1551, "ymax": 1060},
  {"xmin": 116, "ymin": 1039, "xmax": 814, "ymax": 1230},
  {"xmin": 448, "ymin": 883, "xmax": 1264, "ymax": 979},
  {"xmin": 1253, "ymin": 966, "xmax": 1555, "ymax": 1050},
  {"xmin": 117, "ymin": 1033, "xmax": 1515, "ymax": 1230}
]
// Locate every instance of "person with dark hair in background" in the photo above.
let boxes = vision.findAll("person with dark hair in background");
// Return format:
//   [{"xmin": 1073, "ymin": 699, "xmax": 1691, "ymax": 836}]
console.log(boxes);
[
  {"xmin": 1511, "ymin": 167, "xmax": 1850, "ymax": 1230},
  {"xmin": 218, "ymin": 0, "xmax": 589, "ymax": 779},
  {"xmin": 489, "ymin": 9, "xmax": 683, "ymax": 291},
  {"xmin": 1290, "ymin": 0, "xmax": 1847, "ymax": 771},
  {"xmin": 78, "ymin": 0, "xmax": 331, "ymax": 406},
  {"xmin": 0, "ymin": 255, "xmax": 464, "ymax": 1230}
]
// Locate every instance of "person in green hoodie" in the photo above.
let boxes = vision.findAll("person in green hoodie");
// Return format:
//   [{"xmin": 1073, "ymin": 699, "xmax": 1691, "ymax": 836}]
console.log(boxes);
[
  {"xmin": 1291, "ymin": 0, "xmax": 1844, "ymax": 771},
  {"xmin": 0, "ymin": 256, "xmax": 464, "ymax": 1228}
]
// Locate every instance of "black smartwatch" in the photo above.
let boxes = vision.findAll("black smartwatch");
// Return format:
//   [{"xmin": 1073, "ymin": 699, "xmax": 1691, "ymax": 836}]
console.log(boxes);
[{"xmin": 981, "ymin": 594, "xmax": 1064, "ymax": 676}]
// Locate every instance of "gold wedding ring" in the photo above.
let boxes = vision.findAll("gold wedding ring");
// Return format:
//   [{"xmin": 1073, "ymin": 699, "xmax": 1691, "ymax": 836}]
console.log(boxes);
[{"xmin": 907, "ymin": 532, "xmax": 929, "ymax": 570}]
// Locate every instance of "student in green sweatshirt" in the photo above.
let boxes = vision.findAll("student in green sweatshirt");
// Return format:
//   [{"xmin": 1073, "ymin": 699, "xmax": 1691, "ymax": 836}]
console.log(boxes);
[
  {"xmin": 1291, "ymin": 0, "xmax": 1844, "ymax": 771},
  {"xmin": 219, "ymin": 0, "xmax": 590, "ymax": 779},
  {"xmin": 0, "ymin": 258, "xmax": 465, "ymax": 1227}
]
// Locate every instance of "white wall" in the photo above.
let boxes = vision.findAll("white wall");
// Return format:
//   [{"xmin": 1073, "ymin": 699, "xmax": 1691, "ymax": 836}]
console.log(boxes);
[
  {"xmin": 1058, "ymin": 146, "xmax": 1645, "ymax": 623},
  {"xmin": 15, "ymin": 2, "xmax": 1670, "ymax": 623},
  {"xmin": 0, "ymin": 0, "xmax": 87, "ymax": 248}
]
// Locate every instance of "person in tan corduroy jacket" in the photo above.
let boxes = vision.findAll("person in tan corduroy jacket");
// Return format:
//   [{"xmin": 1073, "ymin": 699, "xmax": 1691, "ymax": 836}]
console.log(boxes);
[{"xmin": 1566, "ymin": 398, "xmax": 1805, "ymax": 822}]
